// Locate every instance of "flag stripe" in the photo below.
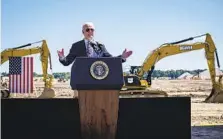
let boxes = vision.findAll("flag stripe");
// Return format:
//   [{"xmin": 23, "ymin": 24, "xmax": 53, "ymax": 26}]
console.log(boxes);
[
  {"xmin": 16, "ymin": 75, "xmax": 18, "ymax": 93},
  {"xmin": 30, "ymin": 57, "xmax": 34, "ymax": 92},
  {"xmin": 27, "ymin": 58, "xmax": 31, "ymax": 92},
  {"xmin": 9, "ymin": 57, "xmax": 34, "ymax": 93},
  {"xmin": 9, "ymin": 75, "xmax": 10, "ymax": 93},
  {"xmin": 9, "ymin": 75, "xmax": 11, "ymax": 93},
  {"xmin": 10, "ymin": 75, "xmax": 11, "ymax": 93},
  {"xmin": 23, "ymin": 57, "xmax": 25, "ymax": 93},
  {"xmin": 19, "ymin": 75, "xmax": 21, "ymax": 93},
  {"xmin": 24, "ymin": 58, "xmax": 27, "ymax": 93},
  {"xmin": 12, "ymin": 75, "xmax": 14, "ymax": 93},
  {"xmin": 26, "ymin": 57, "xmax": 28, "ymax": 93},
  {"xmin": 16, "ymin": 75, "xmax": 18, "ymax": 92}
]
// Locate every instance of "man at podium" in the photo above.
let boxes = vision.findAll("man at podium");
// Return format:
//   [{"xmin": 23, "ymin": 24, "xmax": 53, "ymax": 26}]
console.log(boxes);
[
  {"xmin": 57, "ymin": 22, "xmax": 132, "ymax": 139},
  {"xmin": 57, "ymin": 22, "xmax": 132, "ymax": 65}
]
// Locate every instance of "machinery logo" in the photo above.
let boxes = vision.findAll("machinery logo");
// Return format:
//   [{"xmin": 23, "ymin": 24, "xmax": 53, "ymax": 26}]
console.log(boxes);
[
  {"xmin": 90, "ymin": 61, "xmax": 109, "ymax": 80},
  {"xmin": 179, "ymin": 46, "xmax": 193, "ymax": 51},
  {"xmin": 127, "ymin": 78, "xmax": 133, "ymax": 83}
]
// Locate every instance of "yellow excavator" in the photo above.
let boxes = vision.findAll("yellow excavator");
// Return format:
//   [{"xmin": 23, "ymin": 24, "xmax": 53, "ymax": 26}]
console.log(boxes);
[
  {"xmin": 121, "ymin": 33, "xmax": 223, "ymax": 103},
  {"xmin": 1, "ymin": 40, "xmax": 56, "ymax": 98}
]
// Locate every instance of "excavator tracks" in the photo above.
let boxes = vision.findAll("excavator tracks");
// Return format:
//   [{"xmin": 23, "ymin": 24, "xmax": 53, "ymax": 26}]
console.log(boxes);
[
  {"xmin": 119, "ymin": 89, "xmax": 168, "ymax": 98},
  {"xmin": 1, "ymin": 89, "xmax": 10, "ymax": 99}
]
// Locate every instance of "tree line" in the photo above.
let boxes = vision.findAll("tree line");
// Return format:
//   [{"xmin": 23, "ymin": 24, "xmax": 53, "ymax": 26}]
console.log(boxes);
[
  {"xmin": 1, "ymin": 72, "xmax": 71, "ymax": 80},
  {"xmin": 1, "ymin": 69, "xmax": 210, "ymax": 79},
  {"xmin": 150, "ymin": 69, "xmax": 206, "ymax": 79}
]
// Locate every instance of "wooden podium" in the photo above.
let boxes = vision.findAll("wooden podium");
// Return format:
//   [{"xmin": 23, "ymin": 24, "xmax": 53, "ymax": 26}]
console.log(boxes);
[{"xmin": 70, "ymin": 57, "xmax": 124, "ymax": 139}]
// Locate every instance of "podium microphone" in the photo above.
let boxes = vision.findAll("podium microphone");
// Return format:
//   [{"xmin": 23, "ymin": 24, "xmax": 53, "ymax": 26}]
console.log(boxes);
[{"xmin": 89, "ymin": 39, "xmax": 102, "ymax": 54}]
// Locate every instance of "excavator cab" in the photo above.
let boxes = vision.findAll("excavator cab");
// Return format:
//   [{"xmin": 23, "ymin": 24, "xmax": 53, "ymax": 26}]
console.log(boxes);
[
  {"xmin": 123, "ymin": 66, "xmax": 148, "ymax": 90},
  {"xmin": 123, "ymin": 65, "xmax": 154, "ymax": 89},
  {"xmin": 121, "ymin": 65, "xmax": 168, "ymax": 97}
]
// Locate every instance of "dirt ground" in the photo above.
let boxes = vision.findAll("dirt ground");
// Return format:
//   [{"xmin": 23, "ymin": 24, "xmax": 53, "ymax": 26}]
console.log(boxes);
[{"xmin": 10, "ymin": 79, "xmax": 223, "ymax": 138}]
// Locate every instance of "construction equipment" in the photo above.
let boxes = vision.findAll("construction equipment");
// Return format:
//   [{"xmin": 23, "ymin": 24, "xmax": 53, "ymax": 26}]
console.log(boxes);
[
  {"xmin": 1, "ymin": 40, "xmax": 56, "ymax": 98},
  {"xmin": 58, "ymin": 78, "xmax": 67, "ymax": 82},
  {"xmin": 121, "ymin": 33, "xmax": 223, "ymax": 103}
]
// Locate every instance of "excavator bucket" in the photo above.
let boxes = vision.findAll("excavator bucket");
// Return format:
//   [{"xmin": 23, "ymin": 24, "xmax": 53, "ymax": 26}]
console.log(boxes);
[
  {"xmin": 205, "ymin": 76, "xmax": 223, "ymax": 103},
  {"xmin": 205, "ymin": 88, "xmax": 223, "ymax": 103},
  {"xmin": 38, "ymin": 87, "xmax": 56, "ymax": 98}
]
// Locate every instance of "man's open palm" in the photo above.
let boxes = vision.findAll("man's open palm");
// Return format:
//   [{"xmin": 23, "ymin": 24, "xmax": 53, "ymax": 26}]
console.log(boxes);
[
  {"xmin": 122, "ymin": 48, "xmax": 133, "ymax": 59},
  {"xmin": 57, "ymin": 49, "xmax": 64, "ymax": 58}
]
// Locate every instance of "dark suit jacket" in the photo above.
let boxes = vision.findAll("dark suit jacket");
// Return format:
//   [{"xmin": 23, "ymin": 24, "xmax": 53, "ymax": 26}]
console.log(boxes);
[{"xmin": 59, "ymin": 39, "xmax": 126, "ymax": 66}]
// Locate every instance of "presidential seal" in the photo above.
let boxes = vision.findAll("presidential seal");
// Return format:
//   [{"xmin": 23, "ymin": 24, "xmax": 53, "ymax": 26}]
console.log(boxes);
[{"xmin": 90, "ymin": 61, "xmax": 109, "ymax": 80}]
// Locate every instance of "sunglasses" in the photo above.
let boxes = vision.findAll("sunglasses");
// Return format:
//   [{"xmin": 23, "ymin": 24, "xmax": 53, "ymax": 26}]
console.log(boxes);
[{"xmin": 86, "ymin": 28, "xmax": 94, "ymax": 32}]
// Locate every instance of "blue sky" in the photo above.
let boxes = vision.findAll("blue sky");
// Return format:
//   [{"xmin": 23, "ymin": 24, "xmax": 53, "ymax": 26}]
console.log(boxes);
[{"xmin": 1, "ymin": 0, "xmax": 223, "ymax": 74}]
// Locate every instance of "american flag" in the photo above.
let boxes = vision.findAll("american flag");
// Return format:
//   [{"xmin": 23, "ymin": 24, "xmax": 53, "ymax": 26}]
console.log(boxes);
[{"xmin": 9, "ymin": 57, "xmax": 34, "ymax": 93}]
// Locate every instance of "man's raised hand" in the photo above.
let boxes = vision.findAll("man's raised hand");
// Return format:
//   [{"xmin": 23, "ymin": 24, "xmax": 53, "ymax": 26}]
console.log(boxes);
[
  {"xmin": 57, "ymin": 48, "xmax": 64, "ymax": 58},
  {"xmin": 122, "ymin": 48, "xmax": 133, "ymax": 59}
]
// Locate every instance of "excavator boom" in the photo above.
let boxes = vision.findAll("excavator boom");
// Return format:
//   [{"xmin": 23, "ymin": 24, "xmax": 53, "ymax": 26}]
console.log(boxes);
[
  {"xmin": 122, "ymin": 33, "xmax": 223, "ymax": 103},
  {"xmin": 1, "ymin": 48, "xmax": 40, "ymax": 64},
  {"xmin": 0, "ymin": 40, "xmax": 55, "ymax": 98},
  {"xmin": 138, "ymin": 42, "xmax": 208, "ymax": 77}
]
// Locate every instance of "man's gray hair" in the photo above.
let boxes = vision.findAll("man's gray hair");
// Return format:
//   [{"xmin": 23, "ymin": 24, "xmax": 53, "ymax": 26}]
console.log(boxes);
[{"xmin": 82, "ymin": 22, "xmax": 95, "ymax": 30}]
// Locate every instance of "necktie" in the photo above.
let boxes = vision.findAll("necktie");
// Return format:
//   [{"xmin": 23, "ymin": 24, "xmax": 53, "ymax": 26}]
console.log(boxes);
[{"xmin": 86, "ymin": 41, "xmax": 94, "ymax": 57}]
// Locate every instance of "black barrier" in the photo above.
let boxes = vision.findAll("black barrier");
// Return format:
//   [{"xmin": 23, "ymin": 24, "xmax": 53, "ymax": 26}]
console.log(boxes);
[
  {"xmin": 1, "ymin": 98, "xmax": 82, "ymax": 139},
  {"xmin": 116, "ymin": 97, "xmax": 191, "ymax": 139},
  {"xmin": 1, "ymin": 97, "xmax": 191, "ymax": 139}
]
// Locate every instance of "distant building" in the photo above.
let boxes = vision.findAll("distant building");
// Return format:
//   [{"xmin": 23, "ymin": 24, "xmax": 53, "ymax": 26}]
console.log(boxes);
[
  {"xmin": 198, "ymin": 68, "xmax": 223, "ymax": 80},
  {"xmin": 177, "ymin": 72, "xmax": 194, "ymax": 80}
]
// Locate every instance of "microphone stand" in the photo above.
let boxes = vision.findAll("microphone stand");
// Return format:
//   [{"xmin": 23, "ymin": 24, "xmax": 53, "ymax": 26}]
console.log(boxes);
[{"xmin": 90, "ymin": 42, "xmax": 102, "ymax": 56}]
